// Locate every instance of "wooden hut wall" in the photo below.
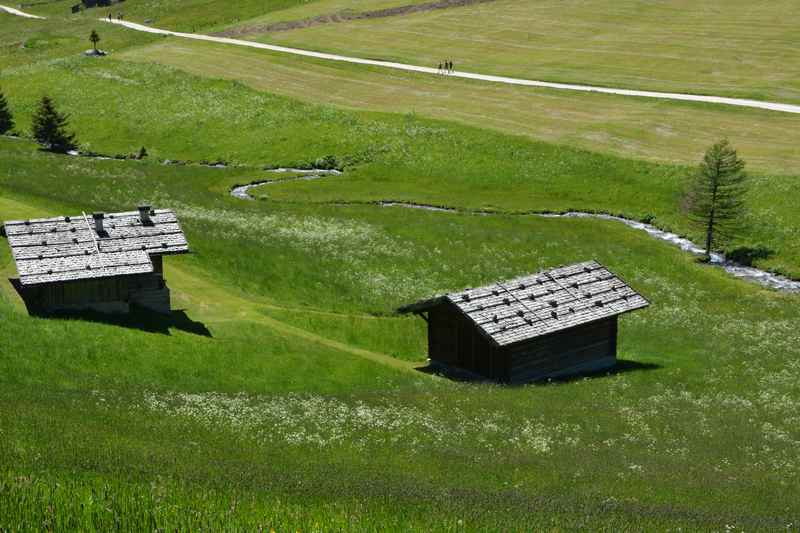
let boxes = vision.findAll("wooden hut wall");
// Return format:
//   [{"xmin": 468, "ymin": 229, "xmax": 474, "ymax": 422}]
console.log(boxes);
[
  {"xmin": 505, "ymin": 316, "xmax": 618, "ymax": 383},
  {"xmin": 428, "ymin": 303, "xmax": 508, "ymax": 381},
  {"xmin": 37, "ymin": 277, "xmax": 130, "ymax": 308}
]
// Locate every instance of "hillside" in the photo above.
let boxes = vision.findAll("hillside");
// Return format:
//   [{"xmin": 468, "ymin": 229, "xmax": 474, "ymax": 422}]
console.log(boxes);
[{"xmin": 1, "ymin": 1, "xmax": 799, "ymax": 529}]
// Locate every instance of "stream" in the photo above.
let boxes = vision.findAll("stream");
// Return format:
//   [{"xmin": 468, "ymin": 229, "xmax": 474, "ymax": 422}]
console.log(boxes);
[{"xmin": 233, "ymin": 169, "xmax": 800, "ymax": 293}]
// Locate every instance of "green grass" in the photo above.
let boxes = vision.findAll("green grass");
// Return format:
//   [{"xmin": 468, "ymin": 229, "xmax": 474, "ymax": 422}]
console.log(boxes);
[
  {"xmin": 2, "ymin": 54, "xmax": 798, "ymax": 278},
  {"xmin": 2, "ymin": 7, "xmax": 800, "ymax": 529},
  {"xmin": 18, "ymin": 0, "xmax": 316, "ymax": 32},
  {"xmin": 1, "ymin": 142, "xmax": 799, "ymax": 528}
]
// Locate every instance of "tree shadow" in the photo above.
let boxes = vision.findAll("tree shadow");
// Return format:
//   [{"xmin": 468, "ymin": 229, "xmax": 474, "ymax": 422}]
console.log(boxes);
[
  {"xmin": 726, "ymin": 246, "xmax": 774, "ymax": 267},
  {"xmin": 415, "ymin": 359, "xmax": 661, "ymax": 385}
]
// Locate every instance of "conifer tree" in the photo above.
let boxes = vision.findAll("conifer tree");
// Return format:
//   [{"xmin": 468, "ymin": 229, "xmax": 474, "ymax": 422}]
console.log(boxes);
[
  {"xmin": 683, "ymin": 139, "xmax": 748, "ymax": 258},
  {"xmin": 0, "ymin": 90, "xmax": 13, "ymax": 135},
  {"xmin": 89, "ymin": 30, "xmax": 100, "ymax": 52},
  {"xmin": 31, "ymin": 96, "xmax": 77, "ymax": 153}
]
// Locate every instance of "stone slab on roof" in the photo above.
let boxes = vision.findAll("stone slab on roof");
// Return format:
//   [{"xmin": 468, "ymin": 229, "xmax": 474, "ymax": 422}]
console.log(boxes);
[
  {"xmin": 3, "ymin": 208, "xmax": 189, "ymax": 286},
  {"xmin": 399, "ymin": 260, "xmax": 649, "ymax": 347}
]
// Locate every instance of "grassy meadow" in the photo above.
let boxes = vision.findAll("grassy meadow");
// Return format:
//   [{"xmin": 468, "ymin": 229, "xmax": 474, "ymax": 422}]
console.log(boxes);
[
  {"xmin": 1, "ymin": 1, "xmax": 800, "ymax": 529},
  {"xmin": 2, "ymin": 137, "xmax": 800, "ymax": 529}
]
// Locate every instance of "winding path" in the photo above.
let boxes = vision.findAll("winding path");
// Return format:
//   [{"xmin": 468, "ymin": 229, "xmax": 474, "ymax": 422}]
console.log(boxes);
[
  {"xmin": 232, "ymin": 170, "xmax": 800, "ymax": 294},
  {"xmin": 5, "ymin": 3, "xmax": 800, "ymax": 115},
  {"xmin": 99, "ymin": 18, "xmax": 800, "ymax": 115}
]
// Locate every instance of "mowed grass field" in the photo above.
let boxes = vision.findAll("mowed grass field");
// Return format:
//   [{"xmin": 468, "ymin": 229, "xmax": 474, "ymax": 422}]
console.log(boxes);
[
  {"xmin": 1, "ymin": 2, "xmax": 800, "ymax": 529},
  {"xmin": 242, "ymin": 0, "xmax": 800, "ymax": 104}
]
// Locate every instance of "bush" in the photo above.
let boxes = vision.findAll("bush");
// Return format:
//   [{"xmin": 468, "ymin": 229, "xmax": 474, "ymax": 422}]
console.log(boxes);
[{"xmin": 313, "ymin": 155, "xmax": 339, "ymax": 170}]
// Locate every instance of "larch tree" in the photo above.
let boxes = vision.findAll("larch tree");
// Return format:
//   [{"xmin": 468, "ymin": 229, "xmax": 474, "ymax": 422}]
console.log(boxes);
[
  {"xmin": 0, "ymin": 90, "xmax": 13, "ymax": 134},
  {"xmin": 683, "ymin": 139, "xmax": 748, "ymax": 258},
  {"xmin": 31, "ymin": 96, "xmax": 78, "ymax": 153}
]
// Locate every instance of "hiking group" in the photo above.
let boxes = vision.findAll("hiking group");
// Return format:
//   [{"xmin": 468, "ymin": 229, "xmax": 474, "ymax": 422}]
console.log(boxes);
[{"xmin": 438, "ymin": 60, "xmax": 455, "ymax": 75}]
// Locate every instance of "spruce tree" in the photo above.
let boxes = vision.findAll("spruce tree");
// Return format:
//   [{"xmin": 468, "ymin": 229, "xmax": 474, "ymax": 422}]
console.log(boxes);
[
  {"xmin": 0, "ymin": 90, "xmax": 13, "ymax": 135},
  {"xmin": 31, "ymin": 96, "xmax": 77, "ymax": 153},
  {"xmin": 683, "ymin": 139, "xmax": 748, "ymax": 258}
]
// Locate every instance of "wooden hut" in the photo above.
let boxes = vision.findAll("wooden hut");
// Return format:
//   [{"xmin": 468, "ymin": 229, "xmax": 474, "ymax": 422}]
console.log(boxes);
[
  {"xmin": 3, "ymin": 206, "xmax": 189, "ymax": 315},
  {"xmin": 399, "ymin": 261, "xmax": 649, "ymax": 383}
]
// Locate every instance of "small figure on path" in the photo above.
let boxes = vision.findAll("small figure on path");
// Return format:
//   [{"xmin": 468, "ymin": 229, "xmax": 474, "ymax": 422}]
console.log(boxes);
[
  {"xmin": 449, "ymin": 60, "xmax": 455, "ymax": 73},
  {"xmin": 437, "ymin": 62, "xmax": 443, "ymax": 74}
]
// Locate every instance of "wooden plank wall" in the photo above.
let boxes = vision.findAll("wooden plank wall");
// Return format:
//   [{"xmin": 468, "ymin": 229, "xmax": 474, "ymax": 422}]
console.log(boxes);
[
  {"xmin": 507, "ymin": 317, "xmax": 618, "ymax": 383},
  {"xmin": 428, "ymin": 304, "xmax": 508, "ymax": 381}
]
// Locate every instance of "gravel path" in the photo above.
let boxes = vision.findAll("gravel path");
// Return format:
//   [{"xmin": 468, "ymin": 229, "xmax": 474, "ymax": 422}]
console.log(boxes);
[
  {"xmin": 0, "ymin": 4, "xmax": 45, "ymax": 18},
  {"xmin": 4, "ymin": 4, "xmax": 800, "ymax": 115}
]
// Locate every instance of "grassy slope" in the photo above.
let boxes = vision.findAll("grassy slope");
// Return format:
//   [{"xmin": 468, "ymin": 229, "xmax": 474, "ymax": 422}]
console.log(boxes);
[
  {"xmin": 1, "ymin": 54, "xmax": 798, "ymax": 278},
  {"xmin": 249, "ymin": 0, "xmax": 800, "ymax": 104},
  {"xmin": 1, "ymin": 7, "xmax": 800, "ymax": 529},
  {"xmin": 19, "ymin": 0, "xmax": 313, "ymax": 31},
  {"xmin": 6, "ymin": 7, "xmax": 800, "ymax": 174},
  {"xmin": 119, "ymin": 39, "xmax": 800, "ymax": 175},
  {"xmin": 1, "ymin": 140, "xmax": 799, "ymax": 529}
]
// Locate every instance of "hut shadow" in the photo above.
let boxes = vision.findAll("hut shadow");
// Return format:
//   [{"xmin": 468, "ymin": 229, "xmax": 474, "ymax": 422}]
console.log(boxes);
[
  {"xmin": 26, "ymin": 305, "xmax": 212, "ymax": 337},
  {"xmin": 415, "ymin": 359, "xmax": 661, "ymax": 385}
]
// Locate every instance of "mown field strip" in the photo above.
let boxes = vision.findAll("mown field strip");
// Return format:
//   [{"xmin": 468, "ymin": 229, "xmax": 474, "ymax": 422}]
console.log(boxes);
[{"xmin": 92, "ymin": 18, "xmax": 800, "ymax": 115}]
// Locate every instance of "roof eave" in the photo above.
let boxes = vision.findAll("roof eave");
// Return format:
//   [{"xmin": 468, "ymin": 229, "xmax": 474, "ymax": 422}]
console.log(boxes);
[{"xmin": 397, "ymin": 295, "xmax": 447, "ymax": 315}]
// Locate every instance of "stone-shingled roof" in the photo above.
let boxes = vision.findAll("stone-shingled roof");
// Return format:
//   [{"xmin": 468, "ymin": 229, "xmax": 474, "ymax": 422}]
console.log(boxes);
[
  {"xmin": 399, "ymin": 260, "xmax": 649, "ymax": 346},
  {"xmin": 3, "ymin": 208, "xmax": 188, "ymax": 286}
]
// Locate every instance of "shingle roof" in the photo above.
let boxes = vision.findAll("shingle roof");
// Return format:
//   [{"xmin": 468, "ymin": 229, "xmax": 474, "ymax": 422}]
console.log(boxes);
[
  {"xmin": 399, "ymin": 260, "xmax": 649, "ymax": 347},
  {"xmin": 3, "ymin": 208, "xmax": 188, "ymax": 286}
]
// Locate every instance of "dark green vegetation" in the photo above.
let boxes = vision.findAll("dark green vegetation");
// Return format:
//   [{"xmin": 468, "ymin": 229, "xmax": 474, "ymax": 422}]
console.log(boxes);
[
  {"xmin": 30, "ymin": 95, "xmax": 77, "ymax": 153},
  {"xmin": 1, "ymin": 3, "xmax": 799, "ymax": 530},
  {"xmin": 0, "ymin": 89, "xmax": 13, "ymax": 134},
  {"xmin": 685, "ymin": 140, "xmax": 749, "ymax": 257}
]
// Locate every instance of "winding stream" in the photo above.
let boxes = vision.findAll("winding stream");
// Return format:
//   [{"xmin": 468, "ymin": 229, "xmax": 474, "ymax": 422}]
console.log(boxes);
[{"xmin": 232, "ymin": 169, "xmax": 800, "ymax": 294}]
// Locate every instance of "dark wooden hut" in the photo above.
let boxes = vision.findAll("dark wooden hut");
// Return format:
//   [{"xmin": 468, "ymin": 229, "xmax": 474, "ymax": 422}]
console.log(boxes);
[
  {"xmin": 3, "ymin": 206, "xmax": 188, "ymax": 315},
  {"xmin": 399, "ymin": 261, "xmax": 649, "ymax": 383}
]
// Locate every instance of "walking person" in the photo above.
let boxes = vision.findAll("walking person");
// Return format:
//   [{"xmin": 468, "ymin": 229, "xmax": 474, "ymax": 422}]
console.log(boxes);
[{"xmin": 437, "ymin": 62, "xmax": 443, "ymax": 75}]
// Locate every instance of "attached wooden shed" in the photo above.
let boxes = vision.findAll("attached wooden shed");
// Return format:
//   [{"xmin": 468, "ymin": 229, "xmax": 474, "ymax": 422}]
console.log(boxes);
[
  {"xmin": 3, "ymin": 206, "xmax": 189, "ymax": 315},
  {"xmin": 399, "ymin": 261, "xmax": 649, "ymax": 383}
]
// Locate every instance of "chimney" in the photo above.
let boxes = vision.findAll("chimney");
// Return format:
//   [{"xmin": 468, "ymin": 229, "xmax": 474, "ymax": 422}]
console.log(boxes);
[
  {"xmin": 92, "ymin": 212, "xmax": 105, "ymax": 234},
  {"xmin": 138, "ymin": 204, "xmax": 152, "ymax": 225}
]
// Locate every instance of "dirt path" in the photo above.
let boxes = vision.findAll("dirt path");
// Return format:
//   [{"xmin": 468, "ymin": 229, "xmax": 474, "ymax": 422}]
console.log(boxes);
[
  {"xmin": 215, "ymin": 0, "xmax": 497, "ymax": 38},
  {"xmin": 3, "ymin": 4, "xmax": 800, "ymax": 115}
]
